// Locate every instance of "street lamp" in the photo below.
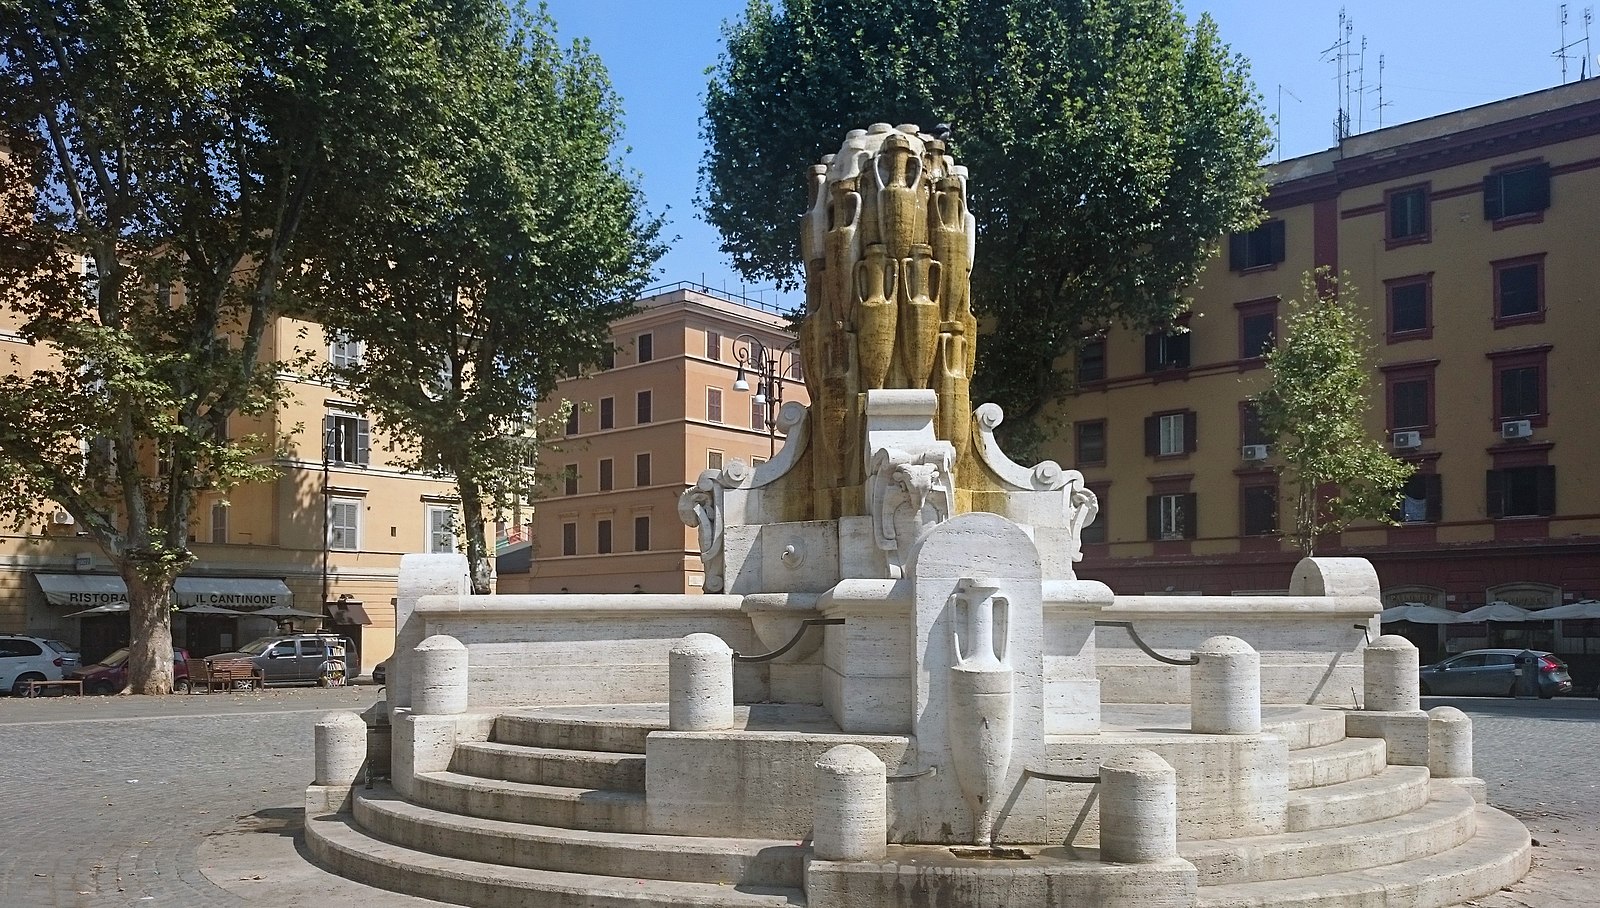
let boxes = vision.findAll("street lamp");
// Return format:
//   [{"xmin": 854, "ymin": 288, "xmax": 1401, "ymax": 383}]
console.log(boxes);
[{"xmin": 731, "ymin": 334, "xmax": 800, "ymax": 456}]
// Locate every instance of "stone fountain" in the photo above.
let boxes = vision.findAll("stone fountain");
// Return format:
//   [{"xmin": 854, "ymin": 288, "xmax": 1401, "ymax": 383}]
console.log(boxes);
[{"xmin": 302, "ymin": 124, "xmax": 1533, "ymax": 908}]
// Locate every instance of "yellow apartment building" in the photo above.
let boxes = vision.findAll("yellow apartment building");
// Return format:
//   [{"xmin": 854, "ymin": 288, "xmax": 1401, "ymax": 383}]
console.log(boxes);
[
  {"xmin": 1047, "ymin": 79, "xmax": 1600, "ymax": 629},
  {"xmin": 509, "ymin": 284, "xmax": 808, "ymax": 594},
  {"xmin": 0, "ymin": 309, "xmax": 458, "ymax": 667}
]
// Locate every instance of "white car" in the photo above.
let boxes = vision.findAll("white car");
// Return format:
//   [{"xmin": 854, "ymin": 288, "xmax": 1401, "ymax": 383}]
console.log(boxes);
[{"xmin": 0, "ymin": 635, "xmax": 82, "ymax": 695}]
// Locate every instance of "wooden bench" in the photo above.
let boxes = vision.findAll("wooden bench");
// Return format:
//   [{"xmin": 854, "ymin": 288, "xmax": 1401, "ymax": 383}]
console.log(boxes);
[
  {"xmin": 189, "ymin": 660, "xmax": 264, "ymax": 692},
  {"xmin": 23, "ymin": 679, "xmax": 83, "ymax": 697}
]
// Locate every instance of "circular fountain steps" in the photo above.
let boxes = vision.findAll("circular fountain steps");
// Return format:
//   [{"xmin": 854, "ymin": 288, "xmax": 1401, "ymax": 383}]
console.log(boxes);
[{"xmin": 305, "ymin": 704, "xmax": 1531, "ymax": 908}]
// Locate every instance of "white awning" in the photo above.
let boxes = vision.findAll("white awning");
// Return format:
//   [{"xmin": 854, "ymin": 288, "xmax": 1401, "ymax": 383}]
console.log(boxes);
[
  {"xmin": 36, "ymin": 573, "xmax": 128, "ymax": 608},
  {"xmin": 173, "ymin": 577, "xmax": 293, "ymax": 610}
]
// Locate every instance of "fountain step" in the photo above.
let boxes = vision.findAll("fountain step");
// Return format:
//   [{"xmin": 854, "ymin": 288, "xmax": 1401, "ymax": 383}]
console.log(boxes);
[
  {"xmin": 306, "ymin": 809, "xmax": 806, "ymax": 908},
  {"xmin": 1194, "ymin": 803, "xmax": 1531, "ymax": 908},
  {"xmin": 454, "ymin": 740, "xmax": 647, "ymax": 792},
  {"xmin": 1286, "ymin": 765, "xmax": 1432, "ymax": 831},
  {"xmin": 414, "ymin": 770, "xmax": 648, "ymax": 832},
  {"xmin": 354, "ymin": 785, "xmax": 807, "ymax": 887},
  {"xmin": 494, "ymin": 710, "xmax": 659, "ymax": 754},
  {"xmin": 1181, "ymin": 782, "xmax": 1475, "ymax": 885},
  {"xmin": 1261, "ymin": 708, "xmax": 1349, "ymax": 751},
  {"xmin": 1287, "ymin": 735, "xmax": 1386, "ymax": 790}
]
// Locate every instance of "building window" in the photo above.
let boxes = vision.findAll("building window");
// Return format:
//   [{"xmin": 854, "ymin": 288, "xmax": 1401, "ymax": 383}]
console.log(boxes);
[
  {"xmin": 637, "ymin": 390, "xmax": 652, "ymax": 424},
  {"xmin": 787, "ymin": 359, "xmax": 804, "ymax": 380},
  {"xmin": 1239, "ymin": 401, "xmax": 1270, "ymax": 447},
  {"xmin": 1386, "ymin": 184, "xmax": 1430, "ymax": 245},
  {"xmin": 597, "ymin": 519, "xmax": 612, "ymax": 554},
  {"xmin": 1488, "ymin": 345, "xmax": 1551, "ymax": 427},
  {"xmin": 561, "ymin": 521, "xmax": 577, "ymax": 556},
  {"xmin": 1075, "ymin": 420, "xmax": 1106, "ymax": 466},
  {"xmin": 705, "ymin": 330, "xmax": 722, "ymax": 361},
  {"xmin": 1394, "ymin": 473, "xmax": 1442, "ymax": 523},
  {"xmin": 564, "ymin": 407, "xmax": 579, "ymax": 436},
  {"xmin": 329, "ymin": 498, "xmax": 361, "ymax": 551},
  {"xmin": 706, "ymin": 387, "xmax": 723, "ymax": 423},
  {"xmin": 1241, "ymin": 484, "xmax": 1278, "ymax": 536},
  {"xmin": 1228, "ymin": 219, "xmax": 1285, "ymax": 271},
  {"xmin": 329, "ymin": 332, "xmax": 363, "ymax": 370},
  {"xmin": 634, "ymin": 515, "xmax": 651, "ymax": 552},
  {"xmin": 426, "ymin": 505, "xmax": 456, "ymax": 554},
  {"xmin": 635, "ymin": 453, "xmax": 651, "ymax": 486},
  {"xmin": 1492, "ymin": 256, "xmax": 1544, "ymax": 325},
  {"xmin": 601, "ymin": 346, "xmax": 615, "ymax": 370},
  {"xmin": 1486, "ymin": 466, "xmax": 1555, "ymax": 518},
  {"xmin": 1385, "ymin": 276, "xmax": 1432, "ymax": 340},
  {"xmin": 708, "ymin": 450, "xmax": 724, "ymax": 470},
  {"xmin": 751, "ymin": 396, "xmax": 766, "ymax": 430},
  {"xmin": 1077, "ymin": 337, "xmax": 1106, "ymax": 384},
  {"xmin": 599, "ymin": 397, "xmax": 615, "ymax": 430},
  {"xmin": 598, "ymin": 458, "xmax": 614, "ymax": 492},
  {"xmin": 1236, "ymin": 298, "xmax": 1277, "ymax": 361},
  {"xmin": 209, "ymin": 501, "xmax": 228, "ymax": 545},
  {"xmin": 1380, "ymin": 360, "xmax": 1439, "ymax": 436},
  {"xmin": 324, "ymin": 414, "xmax": 370, "ymax": 465},
  {"xmin": 563, "ymin": 464, "xmax": 578, "ymax": 496},
  {"xmin": 637, "ymin": 332, "xmax": 654, "ymax": 363},
  {"xmin": 1144, "ymin": 330, "xmax": 1190, "ymax": 372},
  {"xmin": 1146, "ymin": 492, "xmax": 1196, "ymax": 540},
  {"xmin": 1144, "ymin": 410, "xmax": 1195, "ymax": 457},
  {"xmin": 1482, "ymin": 161, "xmax": 1550, "ymax": 223},
  {"xmin": 752, "ymin": 456, "xmax": 768, "ymax": 467}
]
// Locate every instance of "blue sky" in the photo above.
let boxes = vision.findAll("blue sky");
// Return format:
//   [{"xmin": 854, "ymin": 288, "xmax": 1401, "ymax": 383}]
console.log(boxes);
[{"xmin": 540, "ymin": 0, "xmax": 1592, "ymax": 306}]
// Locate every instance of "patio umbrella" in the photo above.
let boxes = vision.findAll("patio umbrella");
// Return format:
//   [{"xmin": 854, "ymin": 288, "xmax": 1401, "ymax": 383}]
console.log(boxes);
[
  {"xmin": 63, "ymin": 602, "xmax": 130, "ymax": 618},
  {"xmin": 248, "ymin": 604, "xmax": 327, "ymax": 620},
  {"xmin": 1529, "ymin": 600, "xmax": 1600, "ymax": 621},
  {"xmin": 178, "ymin": 604, "xmax": 242, "ymax": 615},
  {"xmin": 1380, "ymin": 604, "xmax": 1463, "ymax": 625},
  {"xmin": 1456, "ymin": 601, "xmax": 1534, "ymax": 622}
]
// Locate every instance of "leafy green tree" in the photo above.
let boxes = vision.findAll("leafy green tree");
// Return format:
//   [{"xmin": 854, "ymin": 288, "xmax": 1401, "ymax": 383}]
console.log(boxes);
[
  {"xmin": 301, "ymin": 5, "xmax": 663, "ymax": 594},
  {"xmin": 1254, "ymin": 269, "xmax": 1414, "ymax": 554},
  {"xmin": 701, "ymin": 0, "xmax": 1271, "ymax": 456},
  {"xmin": 0, "ymin": 0, "xmax": 490, "ymax": 693}
]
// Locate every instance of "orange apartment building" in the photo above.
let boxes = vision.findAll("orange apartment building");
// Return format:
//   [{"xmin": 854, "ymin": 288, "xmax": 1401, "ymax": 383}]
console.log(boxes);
[
  {"xmin": 509, "ymin": 284, "xmax": 808, "ymax": 594},
  {"xmin": 1047, "ymin": 79, "xmax": 1600, "ymax": 627},
  {"xmin": 0, "ymin": 309, "xmax": 459, "ymax": 667}
]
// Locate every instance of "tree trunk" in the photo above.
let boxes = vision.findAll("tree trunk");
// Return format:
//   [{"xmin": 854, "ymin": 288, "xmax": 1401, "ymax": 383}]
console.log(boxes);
[
  {"xmin": 122, "ymin": 567, "xmax": 177, "ymax": 695},
  {"xmin": 460, "ymin": 480, "xmax": 493, "ymax": 595}
]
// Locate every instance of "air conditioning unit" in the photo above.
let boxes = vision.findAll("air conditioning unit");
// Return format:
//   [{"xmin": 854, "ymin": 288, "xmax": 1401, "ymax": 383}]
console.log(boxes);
[
  {"xmin": 1392, "ymin": 431, "xmax": 1422, "ymax": 450},
  {"xmin": 1500, "ymin": 419, "xmax": 1533, "ymax": 440},
  {"xmin": 51, "ymin": 509, "xmax": 74, "ymax": 525},
  {"xmin": 1241, "ymin": 444, "xmax": 1269, "ymax": 462}
]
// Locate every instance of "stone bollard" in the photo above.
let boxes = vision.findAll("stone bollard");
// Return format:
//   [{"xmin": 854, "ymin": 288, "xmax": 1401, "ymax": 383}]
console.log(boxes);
[
  {"xmin": 1191, "ymin": 635, "xmax": 1261, "ymax": 734},
  {"xmin": 669, "ymin": 633, "xmax": 734, "ymax": 731},
  {"xmin": 813, "ymin": 744, "xmax": 886, "ymax": 861},
  {"xmin": 411, "ymin": 634, "xmax": 469, "ymax": 716},
  {"xmin": 1428, "ymin": 706, "xmax": 1473, "ymax": 779},
  {"xmin": 1100, "ymin": 750, "xmax": 1177, "ymax": 863},
  {"xmin": 1364, "ymin": 634, "xmax": 1421, "ymax": 711},
  {"xmin": 314, "ymin": 711, "xmax": 369, "ymax": 787}
]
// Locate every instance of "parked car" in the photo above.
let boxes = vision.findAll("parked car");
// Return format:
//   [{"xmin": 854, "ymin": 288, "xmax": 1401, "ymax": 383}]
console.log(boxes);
[
  {"xmin": 0, "ymin": 635, "xmax": 81, "ymax": 696},
  {"xmin": 1419, "ymin": 649, "xmax": 1572, "ymax": 698},
  {"xmin": 371, "ymin": 658, "xmax": 387, "ymax": 686},
  {"xmin": 70, "ymin": 647, "xmax": 191, "ymax": 694},
  {"xmin": 204, "ymin": 633, "xmax": 358, "ymax": 686}
]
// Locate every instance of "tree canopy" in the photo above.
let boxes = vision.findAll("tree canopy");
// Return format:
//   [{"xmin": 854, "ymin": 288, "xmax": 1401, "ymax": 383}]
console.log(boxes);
[
  {"xmin": 1254, "ymin": 269, "xmax": 1414, "ymax": 554},
  {"xmin": 0, "ymin": 0, "xmax": 563, "ymax": 691},
  {"xmin": 701, "ymin": 0, "xmax": 1272, "ymax": 455},
  {"xmin": 300, "ymin": 5, "xmax": 664, "ymax": 592}
]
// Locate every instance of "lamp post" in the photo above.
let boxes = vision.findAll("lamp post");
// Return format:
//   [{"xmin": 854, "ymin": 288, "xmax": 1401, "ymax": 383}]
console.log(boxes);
[{"xmin": 731, "ymin": 334, "xmax": 801, "ymax": 457}]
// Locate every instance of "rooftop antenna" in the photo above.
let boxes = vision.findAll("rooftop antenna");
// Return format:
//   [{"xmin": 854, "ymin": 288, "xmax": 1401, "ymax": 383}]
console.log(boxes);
[
  {"xmin": 1554, "ymin": 5, "xmax": 1595, "ymax": 83},
  {"xmin": 1320, "ymin": 7, "xmax": 1354, "ymax": 141},
  {"xmin": 1374, "ymin": 54, "xmax": 1394, "ymax": 129},
  {"xmin": 1355, "ymin": 35, "xmax": 1369, "ymax": 133},
  {"xmin": 1276, "ymin": 84, "xmax": 1302, "ymax": 162}
]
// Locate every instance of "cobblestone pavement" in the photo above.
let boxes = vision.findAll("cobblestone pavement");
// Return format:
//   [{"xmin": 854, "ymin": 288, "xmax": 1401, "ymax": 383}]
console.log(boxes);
[{"xmin": 0, "ymin": 689, "xmax": 1593, "ymax": 907}]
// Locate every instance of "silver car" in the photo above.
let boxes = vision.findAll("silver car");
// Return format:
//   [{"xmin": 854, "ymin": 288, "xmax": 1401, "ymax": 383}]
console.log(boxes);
[
  {"xmin": 205, "ymin": 634, "xmax": 356, "ymax": 686},
  {"xmin": 0, "ymin": 635, "xmax": 82, "ymax": 695}
]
